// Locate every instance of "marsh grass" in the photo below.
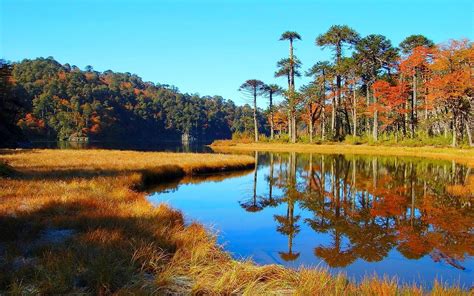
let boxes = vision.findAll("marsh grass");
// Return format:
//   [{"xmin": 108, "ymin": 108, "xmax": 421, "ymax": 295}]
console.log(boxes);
[
  {"xmin": 0, "ymin": 149, "xmax": 470, "ymax": 294},
  {"xmin": 211, "ymin": 141, "xmax": 474, "ymax": 168}
]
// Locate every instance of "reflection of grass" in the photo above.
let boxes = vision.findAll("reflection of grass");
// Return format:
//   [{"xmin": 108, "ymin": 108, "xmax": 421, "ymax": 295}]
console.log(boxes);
[
  {"xmin": 211, "ymin": 142, "xmax": 474, "ymax": 168},
  {"xmin": 0, "ymin": 149, "xmax": 469, "ymax": 294}
]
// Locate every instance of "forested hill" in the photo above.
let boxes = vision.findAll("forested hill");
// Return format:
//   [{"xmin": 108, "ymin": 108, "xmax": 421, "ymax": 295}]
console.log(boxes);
[{"xmin": 0, "ymin": 57, "xmax": 267, "ymax": 146}]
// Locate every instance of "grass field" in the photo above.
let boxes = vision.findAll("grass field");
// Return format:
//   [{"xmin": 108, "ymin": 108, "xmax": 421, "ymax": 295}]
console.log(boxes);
[
  {"xmin": 0, "ymin": 149, "xmax": 470, "ymax": 295},
  {"xmin": 211, "ymin": 141, "xmax": 474, "ymax": 168}
]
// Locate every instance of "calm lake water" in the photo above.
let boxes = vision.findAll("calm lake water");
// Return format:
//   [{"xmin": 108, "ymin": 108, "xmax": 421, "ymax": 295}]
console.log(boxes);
[
  {"xmin": 27, "ymin": 140, "xmax": 213, "ymax": 153},
  {"xmin": 148, "ymin": 152, "xmax": 474, "ymax": 288}
]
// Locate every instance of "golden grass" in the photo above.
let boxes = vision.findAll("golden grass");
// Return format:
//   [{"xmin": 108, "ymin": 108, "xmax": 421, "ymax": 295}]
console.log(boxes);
[
  {"xmin": 0, "ymin": 149, "xmax": 470, "ymax": 295},
  {"xmin": 211, "ymin": 141, "xmax": 474, "ymax": 168}
]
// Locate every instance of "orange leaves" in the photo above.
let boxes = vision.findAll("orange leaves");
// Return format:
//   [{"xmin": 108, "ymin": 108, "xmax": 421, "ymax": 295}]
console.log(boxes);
[
  {"xmin": 399, "ymin": 45, "xmax": 433, "ymax": 76},
  {"xmin": 370, "ymin": 80, "xmax": 408, "ymax": 128},
  {"xmin": 133, "ymin": 88, "xmax": 142, "ymax": 96},
  {"xmin": 85, "ymin": 72, "xmax": 95, "ymax": 81},
  {"xmin": 121, "ymin": 81, "xmax": 132, "ymax": 89},
  {"xmin": 17, "ymin": 113, "xmax": 45, "ymax": 131},
  {"xmin": 427, "ymin": 39, "xmax": 472, "ymax": 104},
  {"xmin": 58, "ymin": 71, "xmax": 67, "ymax": 81},
  {"xmin": 272, "ymin": 110, "xmax": 289, "ymax": 131}
]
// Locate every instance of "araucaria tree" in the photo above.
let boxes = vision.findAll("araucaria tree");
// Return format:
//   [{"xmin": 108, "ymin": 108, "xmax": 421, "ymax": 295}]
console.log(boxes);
[
  {"xmin": 280, "ymin": 31, "xmax": 302, "ymax": 143},
  {"xmin": 353, "ymin": 34, "xmax": 398, "ymax": 141},
  {"xmin": 239, "ymin": 79, "xmax": 266, "ymax": 142},
  {"xmin": 316, "ymin": 25, "xmax": 360, "ymax": 140},
  {"xmin": 240, "ymin": 31, "xmax": 471, "ymax": 146},
  {"xmin": 306, "ymin": 61, "xmax": 334, "ymax": 141},
  {"xmin": 264, "ymin": 84, "xmax": 283, "ymax": 140}
]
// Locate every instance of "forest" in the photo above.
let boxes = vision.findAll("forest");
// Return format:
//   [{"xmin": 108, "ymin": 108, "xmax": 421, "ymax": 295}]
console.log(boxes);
[
  {"xmin": 0, "ymin": 57, "xmax": 268, "ymax": 147},
  {"xmin": 240, "ymin": 28, "xmax": 473, "ymax": 147},
  {"xmin": 1, "ymin": 27, "xmax": 473, "ymax": 148}
]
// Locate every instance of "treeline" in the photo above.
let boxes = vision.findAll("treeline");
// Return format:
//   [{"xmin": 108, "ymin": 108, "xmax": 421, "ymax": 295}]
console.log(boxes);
[
  {"xmin": 0, "ymin": 57, "xmax": 268, "ymax": 147},
  {"xmin": 242, "ymin": 27, "xmax": 473, "ymax": 147}
]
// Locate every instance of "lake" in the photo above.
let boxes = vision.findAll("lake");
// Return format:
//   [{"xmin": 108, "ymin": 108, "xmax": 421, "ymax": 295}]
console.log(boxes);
[{"xmin": 148, "ymin": 151, "xmax": 473, "ymax": 289}]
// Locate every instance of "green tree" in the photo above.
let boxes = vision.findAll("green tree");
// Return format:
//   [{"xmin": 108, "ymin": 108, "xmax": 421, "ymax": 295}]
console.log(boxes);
[
  {"xmin": 280, "ymin": 31, "xmax": 302, "ymax": 143},
  {"xmin": 399, "ymin": 35, "xmax": 434, "ymax": 55},
  {"xmin": 239, "ymin": 79, "xmax": 266, "ymax": 142},
  {"xmin": 263, "ymin": 84, "xmax": 283, "ymax": 140}
]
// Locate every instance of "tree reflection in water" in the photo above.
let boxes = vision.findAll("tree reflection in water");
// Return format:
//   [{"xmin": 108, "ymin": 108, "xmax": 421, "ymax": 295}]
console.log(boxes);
[{"xmin": 238, "ymin": 152, "xmax": 473, "ymax": 269}]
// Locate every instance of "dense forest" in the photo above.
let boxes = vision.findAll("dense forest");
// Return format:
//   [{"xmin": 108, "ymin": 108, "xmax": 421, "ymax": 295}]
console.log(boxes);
[
  {"xmin": 241, "ymin": 28, "xmax": 473, "ymax": 147},
  {"xmin": 0, "ymin": 57, "xmax": 268, "ymax": 147}
]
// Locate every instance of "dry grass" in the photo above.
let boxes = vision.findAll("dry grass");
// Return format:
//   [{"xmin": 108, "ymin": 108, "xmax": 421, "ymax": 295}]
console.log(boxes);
[
  {"xmin": 0, "ymin": 149, "xmax": 470, "ymax": 295},
  {"xmin": 211, "ymin": 141, "xmax": 474, "ymax": 168}
]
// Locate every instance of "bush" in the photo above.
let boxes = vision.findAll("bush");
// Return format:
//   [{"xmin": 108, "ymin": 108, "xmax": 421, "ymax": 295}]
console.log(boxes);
[
  {"xmin": 231, "ymin": 132, "xmax": 254, "ymax": 143},
  {"xmin": 0, "ymin": 161, "xmax": 15, "ymax": 177},
  {"xmin": 344, "ymin": 135, "xmax": 365, "ymax": 145}
]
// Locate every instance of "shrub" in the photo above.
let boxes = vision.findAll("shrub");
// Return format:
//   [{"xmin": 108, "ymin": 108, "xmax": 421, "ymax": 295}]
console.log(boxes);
[{"xmin": 0, "ymin": 161, "xmax": 15, "ymax": 177}]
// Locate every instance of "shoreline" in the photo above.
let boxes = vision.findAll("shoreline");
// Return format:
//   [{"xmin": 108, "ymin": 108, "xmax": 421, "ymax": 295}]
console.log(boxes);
[{"xmin": 210, "ymin": 142, "xmax": 474, "ymax": 168}]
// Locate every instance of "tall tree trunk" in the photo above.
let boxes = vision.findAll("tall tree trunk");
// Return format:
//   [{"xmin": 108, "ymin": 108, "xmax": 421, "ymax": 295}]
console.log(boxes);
[
  {"xmin": 373, "ymin": 95, "xmax": 378, "ymax": 141},
  {"xmin": 309, "ymin": 111, "xmax": 313, "ymax": 143},
  {"xmin": 289, "ymin": 40, "xmax": 297, "ymax": 144},
  {"xmin": 452, "ymin": 112, "xmax": 457, "ymax": 147},
  {"xmin": 270, "ymin": 92, "xmax": 274, "ymax": 140},
  {"xmin": 466, "ymin": 119, "xmax": 473, "ymax": 147},
  {"xmin": 321, "ymin": 104, "xmax": 326, "ymax": 141},
  {"xmin": 291, "ymin": 111, "xmax": 296, "ymax": 143},
  {"xmin": 288, "ymin": 110, "xmax": 291, "ymax": 140},
  {"xmin": 411, "ymin": 72, "xmax": 417, "ymax": 138},
  {"xmin": 335, "ymin": 44, "xmax": 342, "ymax": 140},
  {"xmin": 353, "ymin": 85, "xmax": 357, "ymax": 137},
  {"xmin": 321, "ymin": 82, "xmax": 326, "ymax": 141},
  {"xmin": 366, "ymin": 84, "xmax": 371, "ymax": 136},
  {"xmin": 331, "ymin": 94, "xmax": 336, "ymax": 137},
  {"xmin": 253, "ymin": 88, "xmax": 259, "ymax": 142}
]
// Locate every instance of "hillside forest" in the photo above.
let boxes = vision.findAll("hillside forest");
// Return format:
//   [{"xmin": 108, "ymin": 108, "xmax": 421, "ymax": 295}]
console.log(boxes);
[{"xmin": 0, "ymin": 57, "xmax": 268, "ymax": 147}]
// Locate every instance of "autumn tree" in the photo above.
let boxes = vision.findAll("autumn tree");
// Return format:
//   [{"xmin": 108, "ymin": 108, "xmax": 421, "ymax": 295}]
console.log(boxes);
[
  {"xmin": 306, "ymin": 61, "xmax": 334, "ymax": 140},
  {"xmin": 316, "ymin": 25, "xmax": 360, "ymax": 140},
  {"xmin": 372, "ymin": 80, "xmax": 408, "ymax": 140},
  {"xmin": 300, "ymin": 83, "xmax": 322, "ymax": 143},
  {"xmin": 399, "ymin": 35, "xmax": 435, "ymax": 137},
  {"xmin": 427, "ymin": 39, "xmax": 473, "ymax": 147},
  {"xmin": 353, "ymin": 34, "xmax": 399, "ymax": 141}
]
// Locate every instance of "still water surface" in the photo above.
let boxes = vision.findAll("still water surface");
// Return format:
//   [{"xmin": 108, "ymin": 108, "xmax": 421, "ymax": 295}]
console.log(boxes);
[{"xmin": 148, "ymin": 152, "xmax": 473, "ymax": 288}]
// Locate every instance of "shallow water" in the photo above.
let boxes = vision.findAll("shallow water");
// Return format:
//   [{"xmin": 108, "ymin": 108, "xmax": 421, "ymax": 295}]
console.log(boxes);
[{"xmin": 148, "ymin": 152, "xmax": 473, "ymax": 288}]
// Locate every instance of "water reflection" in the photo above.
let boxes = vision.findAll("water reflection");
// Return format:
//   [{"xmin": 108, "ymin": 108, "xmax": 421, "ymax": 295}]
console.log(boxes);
[
  {"xmin": 148, "ymin": 151, "xmax": 473, "ymax": 286},
  {"xmin": 254, "ymin": 152, "xmax": 473, "ymax": 270}
]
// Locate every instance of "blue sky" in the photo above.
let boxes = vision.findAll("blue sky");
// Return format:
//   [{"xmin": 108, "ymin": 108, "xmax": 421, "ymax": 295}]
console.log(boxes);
[{"xmin": 1, "ymin": 0, "xmax": 472, "ymax": 107}]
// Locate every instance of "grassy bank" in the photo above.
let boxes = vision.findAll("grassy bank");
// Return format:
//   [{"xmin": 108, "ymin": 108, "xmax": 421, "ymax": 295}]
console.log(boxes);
[
  {"xmin": 211, "ymin": 141, "xmax": 474, "ymax": 168},
  {"xmin": 0, "ymin": 149, "xmax": 469, "ymax": 294}
]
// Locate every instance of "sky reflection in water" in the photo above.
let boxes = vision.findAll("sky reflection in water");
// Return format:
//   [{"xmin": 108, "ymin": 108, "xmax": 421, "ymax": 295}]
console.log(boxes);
[{"xmin": 148, "ymin": 152, "xmax": 473, "ymax": 288}]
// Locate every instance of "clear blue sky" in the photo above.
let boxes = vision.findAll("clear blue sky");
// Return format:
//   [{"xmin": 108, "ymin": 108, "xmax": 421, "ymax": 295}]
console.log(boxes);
[{"xmin": 1, "ymin": 0, "xmax": 472, "ymax": 107}]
